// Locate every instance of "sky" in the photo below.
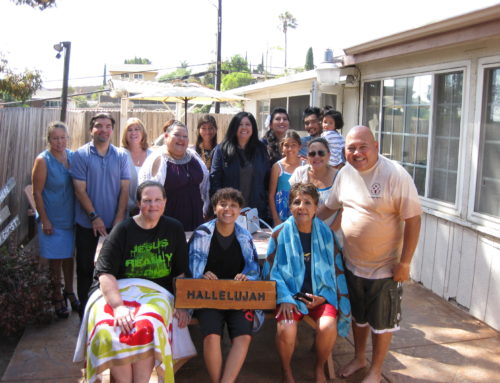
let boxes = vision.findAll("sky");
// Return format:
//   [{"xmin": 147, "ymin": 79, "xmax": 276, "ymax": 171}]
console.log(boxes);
[{"xmin": 1, "ymin": 0, "xmax": 499, "ymax": 88}]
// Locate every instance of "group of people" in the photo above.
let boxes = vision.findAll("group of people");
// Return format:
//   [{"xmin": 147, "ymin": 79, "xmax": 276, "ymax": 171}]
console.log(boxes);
[{"xmin": 32, "ymin": 106, "xmax": 421, "ymax": 383}]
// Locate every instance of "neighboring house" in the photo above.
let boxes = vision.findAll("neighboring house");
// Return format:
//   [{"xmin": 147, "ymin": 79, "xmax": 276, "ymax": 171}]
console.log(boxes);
[
  {"xmin": 31, "ymin": 88, "xmax": 76, "ymax": 108},
  {"xmin": 234, "ymin": 4, "xmax": 500, "ymax": 332},
  {"xmin": 108, "ymin": 64, "xmax": 158, "ymax": 82}
]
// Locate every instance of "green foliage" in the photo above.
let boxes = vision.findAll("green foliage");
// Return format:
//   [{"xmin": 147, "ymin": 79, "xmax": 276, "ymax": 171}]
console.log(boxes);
[
  {"xmin": 0, "ymin": 56, "xmax": 42, "ymax": 101},
  {"xmin": 159, "ymin": 61, "xmax": 192, "ymax": 82},
  {"xmin": 0, "ymin": 244, "xmax": 53, "ymax": 336},
  {"xmin": 222, "ymin": 72, "xmax": 253, "ymax": 90},
  {"xmin": 222, "ymin": 55, "xmax": 249, "ymax": 73},
  {"xmin": 73, "ymin": 95, "xmax": 89, "ymax": 108},
  {"xmin": 305, "ymin": 47, "xmax": 314, "ymax": 70},
  {"xmin": 124, "ymin": 57, "xmax": 152, "ymax": 64},
  {"xmin": 11, "ymin": 0, "xmax": 56, "ymax": 10},
  {"xmin": 192, "ymin": 104, "xmax": 211, "ymax": 113},
  {"xmin": 201, "ymin": 63, "xmax": 216, "ymax": 87},
  {"xmin": 278, "ymin": 11, "xmax": 298, "ymax": 33}
]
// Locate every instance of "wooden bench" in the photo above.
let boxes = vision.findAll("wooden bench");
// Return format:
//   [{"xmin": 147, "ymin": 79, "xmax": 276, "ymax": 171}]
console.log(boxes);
[{"xmin": 174, "ymin": 278, "xmax": 334, "ymax": 379}]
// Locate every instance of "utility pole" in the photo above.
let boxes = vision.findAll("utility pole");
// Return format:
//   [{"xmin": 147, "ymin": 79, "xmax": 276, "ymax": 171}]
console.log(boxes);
[
  {"xmin": 214, "ymin": 0, "xmax": 222, "ymax": 113},
  {"xmin": 54, "ymin": 41, "xmax": 71, "ymax": 122}
]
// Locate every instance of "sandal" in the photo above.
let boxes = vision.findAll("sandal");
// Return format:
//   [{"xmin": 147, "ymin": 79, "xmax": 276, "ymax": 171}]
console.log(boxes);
[
  {"xmin": 63, "ymin": 290, "xmax": 81, "ymax": 313},
  {"xmin": 54, "ymin": 299, "xmax": 69, "ymax": 319}
]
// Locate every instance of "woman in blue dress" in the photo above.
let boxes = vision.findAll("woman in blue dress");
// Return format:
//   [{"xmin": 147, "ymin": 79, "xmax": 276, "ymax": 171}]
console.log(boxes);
[{"xmin": 32, "ymin": 121, "xmax": 79, "ymax": 318}]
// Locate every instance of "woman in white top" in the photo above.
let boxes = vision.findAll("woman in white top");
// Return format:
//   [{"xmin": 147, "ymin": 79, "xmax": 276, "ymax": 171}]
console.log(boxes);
[
  {"xmin": 121, "ymin": 118, "xmax": 152, "ymax": 215},
  {"xmin": 289, "ymin": 137, "xmax": 339, "ymax": 227}
]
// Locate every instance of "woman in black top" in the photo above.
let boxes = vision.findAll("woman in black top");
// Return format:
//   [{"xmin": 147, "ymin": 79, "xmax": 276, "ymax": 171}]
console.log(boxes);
[
  {"xmin": 210, "ymin": 112, "xmax": 271, "ymax": 222},
  {"xmin": 79, "ymin": 181, "xmax": 191, "ymax": 383}
]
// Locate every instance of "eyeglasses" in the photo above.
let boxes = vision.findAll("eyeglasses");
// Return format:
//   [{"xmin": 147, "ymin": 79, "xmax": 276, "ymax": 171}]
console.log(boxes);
[{"xmin": 308, "ymin": 150, "xmax": 327, "ymax": 157}]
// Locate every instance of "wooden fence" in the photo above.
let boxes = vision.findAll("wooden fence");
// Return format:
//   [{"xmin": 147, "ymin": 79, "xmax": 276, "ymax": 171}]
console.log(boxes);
[{"xmin": 0, "ymin": 107, "xmax": 234, "ymax": 246}]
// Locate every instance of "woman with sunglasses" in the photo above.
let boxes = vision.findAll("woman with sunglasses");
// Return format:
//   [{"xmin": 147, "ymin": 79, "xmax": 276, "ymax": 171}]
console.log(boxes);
[{"xmin": 289, "ymin": 137, "xmax": 339, "ymax": 226}]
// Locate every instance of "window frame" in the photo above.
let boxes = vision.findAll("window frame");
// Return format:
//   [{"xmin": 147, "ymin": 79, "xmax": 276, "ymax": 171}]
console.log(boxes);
[
  {"xmin": 359, "ymin": 61, "xmax": 470, "ymax": 217},
  {"xmin": 468, "ymin": 55, "xmax": 500, "ymax": 228}
]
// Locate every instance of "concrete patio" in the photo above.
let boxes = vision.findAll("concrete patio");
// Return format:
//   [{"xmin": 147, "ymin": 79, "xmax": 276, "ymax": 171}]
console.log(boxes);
[{"xmin": 1, "ymin": 281, "xmax": 499, "ymax": 383}]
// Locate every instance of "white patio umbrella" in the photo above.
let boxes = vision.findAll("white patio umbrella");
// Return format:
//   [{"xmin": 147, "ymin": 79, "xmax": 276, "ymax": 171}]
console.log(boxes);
[{"xmin": 129, "ymin": 83, "xmax": 247, "ymax": 123}]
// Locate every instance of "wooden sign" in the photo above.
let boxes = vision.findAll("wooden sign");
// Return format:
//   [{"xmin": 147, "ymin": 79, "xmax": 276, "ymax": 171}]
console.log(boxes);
[
  {"xmin": 0, "ymin": 206, "xmax": 10, "ymax": 226},
  {"xmin": 174, "ymin": 278, "xmax": 276, "ymax": 310},
  {"xmin": 0, "ymin": 178, "xmax": 15, "ymax": 205},
  {"xmin": 0, "ymin": 215, "xmax": 20, "ymax": 246}
]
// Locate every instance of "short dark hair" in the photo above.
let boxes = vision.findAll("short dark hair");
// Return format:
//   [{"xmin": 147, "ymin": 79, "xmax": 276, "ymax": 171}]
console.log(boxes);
[
  {"xmin": 211, "ymin": 187, "xmax": 244, "ymax": 208},
  {"xmin": 307, "ymin": 137, "xmax": 330, "ymax": 153},
  {"xmin": 136, "ymin": 181, "xmax": 166, "ymax": 202},
  {"xmin": 323, "ymin": 107, "xmax": 344, "ymax": 130},
  {"xmin": 303, "ymin": 106, "xmax": 322, "ymax": 121},
  {"xmin": 289, "ymin": 182, "xmax": 320, "ymax": 206},
  {"xmin": 90, "ymin": 113, "xmax": 115, "ymax": 130}
]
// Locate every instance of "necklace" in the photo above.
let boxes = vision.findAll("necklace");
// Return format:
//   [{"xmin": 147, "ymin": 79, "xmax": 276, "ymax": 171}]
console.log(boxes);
[{"xmin": 164, "ymin": 150, "xmax": 191, "ymax": 165}]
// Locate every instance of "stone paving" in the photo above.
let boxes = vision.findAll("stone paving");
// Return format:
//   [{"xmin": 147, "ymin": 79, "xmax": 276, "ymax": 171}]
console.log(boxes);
[{"xmin": 2, "ymin": 281, "xmax": 499, "ymax": 382}]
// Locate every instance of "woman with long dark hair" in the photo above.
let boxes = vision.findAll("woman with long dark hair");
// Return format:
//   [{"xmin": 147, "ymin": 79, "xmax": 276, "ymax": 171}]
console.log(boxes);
[
  {"xmin": 193, "ymin": 114, "xmax": 218, "ymax": 170},
  {"xmin": 261, "ymin": 107, "xmax": 289, "ymax": 165},
  {"xmin": 210, "ymin": 112, "xmax": 270, "ymax": 222}
]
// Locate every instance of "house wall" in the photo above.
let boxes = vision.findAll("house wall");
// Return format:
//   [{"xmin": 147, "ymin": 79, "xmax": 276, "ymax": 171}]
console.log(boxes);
[
  {"xmin": 110, "ymin": 72, "xmax": 157, "ymax": 81},
  {"xmin": 356, "ymin": 36, "xmax": 500, "ymax": 331}
]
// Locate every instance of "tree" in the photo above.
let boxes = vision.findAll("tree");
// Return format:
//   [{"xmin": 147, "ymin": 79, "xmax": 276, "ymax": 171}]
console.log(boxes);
[
  {"xmin": 0, "ymin": 55, "xmax": 42, "ymax": 101},
  {"xmin": 124, "ymin": 57, "xmax": 152, "ymax": 64},
  {"xmin": 11, "ymin": 0, "xmax": 56, "ymax": 10},
  {"xmin": 222, "ymin": 54, "xmax": 249, "ymax": 74},
  {"xmin": 221, "ymin": 72, "xmax": 253, "ymax": 90},
  {"xmin": 278, "ymin": 12, "xmax": 298, "ymax": 70},
  {"xmin": 305, "ymin": 47, "xmax": 314, "ymax": 70},
  {"xmin": 159, "ymin": 61, "xmax": 191, "ymax": 82}
]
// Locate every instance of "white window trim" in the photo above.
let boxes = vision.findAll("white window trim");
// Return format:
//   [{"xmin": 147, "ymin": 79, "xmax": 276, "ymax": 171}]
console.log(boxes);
[
  {"xmin": 359, "ymin": 60, "xmax": 470, "ymax": 219},
  {"xmin": 468, "ymin": 55, "xmax": 500, "ymax": 229}
]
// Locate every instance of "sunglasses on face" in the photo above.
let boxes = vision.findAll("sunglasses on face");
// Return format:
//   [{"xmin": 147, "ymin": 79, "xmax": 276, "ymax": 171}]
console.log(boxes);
[{"xmin": 308, "ymin": 150, "xmax": 327, "ymax": 157}]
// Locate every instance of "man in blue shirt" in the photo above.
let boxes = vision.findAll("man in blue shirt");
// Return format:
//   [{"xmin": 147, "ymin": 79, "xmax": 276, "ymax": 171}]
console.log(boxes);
[
  {"xmin": 299, "ymin": 106, "xmax": 323, "ymax": 157},
  {"xmin": 70, "ymin": 113, "xmax": 130, "ymax": 315}
]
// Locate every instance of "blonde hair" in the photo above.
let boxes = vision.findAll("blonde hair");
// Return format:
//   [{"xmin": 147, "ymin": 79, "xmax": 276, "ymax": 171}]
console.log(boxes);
[{"xmin": 121, "ymin": 117, "xmax": 149, "ymax": 150}]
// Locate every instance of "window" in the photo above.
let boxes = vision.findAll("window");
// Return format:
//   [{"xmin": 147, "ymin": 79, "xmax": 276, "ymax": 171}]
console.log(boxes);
[
  {"xmin": 257, "ymin": 100, "xmax": 270, "ymax": 134},
  {"xmin": 288, "ymin": 95, "xmax": 310, "ymax": 132},
  {"xmin": 429, "ymin": 72, "xmax": 463, "ymax": 203},
  {"xmin": 321, "ymin": 94, "xmax": 337, "ymax": 110},
  {"xmin": 121, "ymin": 73, "xmax": 129, "ymax": 79},
  {"xmin": 363, "ymin": 71, "xmax": 463, "ymax": 203},
  {"xmin": 474, "ymin": 66, "xmax": 500, "ymax": 217},
  {"xmin": 133, "ymin": 73, "xmax": 144, "ymax": 80}
]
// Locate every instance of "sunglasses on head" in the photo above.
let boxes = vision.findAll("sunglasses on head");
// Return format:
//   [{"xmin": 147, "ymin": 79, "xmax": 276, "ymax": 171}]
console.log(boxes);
[{"xmin": 308, "ymin": 150, "xmax": 327, "ymax": 157}]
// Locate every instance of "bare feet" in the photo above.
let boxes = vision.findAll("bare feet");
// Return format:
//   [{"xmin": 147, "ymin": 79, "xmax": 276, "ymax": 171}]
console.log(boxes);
[
  {"xmin": 360, "ymin": 368, "xmax": 382, "ymax": 383},
  {"xmin": 338, "ymin": 358, "xmax": 367, "ymax": 378},
  {"xmin": 315, "ymin": 364, "xmax": 329, "ymax": 383},
  {"xmin": 281, "ymin": 368, "xmax": 295, "ymax": 383}
]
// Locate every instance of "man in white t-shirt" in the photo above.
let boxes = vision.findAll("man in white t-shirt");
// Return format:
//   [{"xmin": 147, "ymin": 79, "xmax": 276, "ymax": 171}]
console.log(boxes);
[{"xmin": 318, "ymin": 126, "xmax": 422, "ymax": 383}]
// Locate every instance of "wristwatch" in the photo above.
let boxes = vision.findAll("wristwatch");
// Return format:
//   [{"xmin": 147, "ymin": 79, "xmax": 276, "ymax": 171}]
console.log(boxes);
[{"xmin": 88, "ymin": 211, "xmax": 99, "ymax": 222}]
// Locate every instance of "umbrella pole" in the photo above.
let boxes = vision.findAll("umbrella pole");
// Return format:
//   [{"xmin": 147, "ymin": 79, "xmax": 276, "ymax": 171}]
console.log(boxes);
[{"xmin": 184, "ymin": 99, "xmax": 188, "ymax": 125}]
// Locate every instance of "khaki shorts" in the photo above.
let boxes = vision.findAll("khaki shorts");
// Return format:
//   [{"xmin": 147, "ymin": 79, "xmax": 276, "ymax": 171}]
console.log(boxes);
[{"xmin": 345, "ymin": 268, "xmax": 402, "ymax": 333}]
